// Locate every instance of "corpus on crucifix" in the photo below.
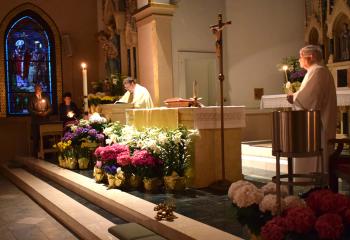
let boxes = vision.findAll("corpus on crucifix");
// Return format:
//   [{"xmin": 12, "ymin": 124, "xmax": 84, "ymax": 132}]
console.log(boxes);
[{"xmin": 209, "ymin": 14, "xmax": 231, "ymax": 189}]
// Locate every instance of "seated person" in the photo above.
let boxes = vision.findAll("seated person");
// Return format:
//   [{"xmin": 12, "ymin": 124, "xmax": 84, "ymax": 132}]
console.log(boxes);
[
  {"xmin": 117, "ymin": 77, "xmax": 154, "ymax": 108},
  {"xmin": 59, "ymin": 92, "xmax": 81, "ymax": 125}
]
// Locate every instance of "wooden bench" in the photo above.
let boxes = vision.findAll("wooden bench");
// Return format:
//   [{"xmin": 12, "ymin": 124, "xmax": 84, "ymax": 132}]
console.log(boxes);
[
  {"xmin": 108, "ymin": 223, "xmax": 167, "ymax": 240},
  {"xmin": 329, "ymin": 138, "xmax": 350, "ymax": 192}
]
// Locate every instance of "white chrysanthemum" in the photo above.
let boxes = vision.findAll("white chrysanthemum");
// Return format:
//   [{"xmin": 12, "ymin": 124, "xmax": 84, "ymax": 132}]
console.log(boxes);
[
  {"xmin": 227, "ymin": 180, "xmax": 253, "ymax": 200},
  {"xmin": 261, "ymin": 182, "xmax": 288, "ymax": 197},
  {"xmin": 284, "ymin": 195, "xmax": 306, "ymax": 209},
  {"xmin": 233, "ymin": 184, "xmax": 264, "ymax": 208},
  {"xmin": 259, "ymin": 194, "xmax": 286, "ymax": 216}
]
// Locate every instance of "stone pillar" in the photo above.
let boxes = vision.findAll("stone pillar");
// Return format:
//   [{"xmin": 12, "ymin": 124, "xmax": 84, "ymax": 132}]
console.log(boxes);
[{"xmin": 134, "ymin": 2, "xmax": 175, "ymax": 106}]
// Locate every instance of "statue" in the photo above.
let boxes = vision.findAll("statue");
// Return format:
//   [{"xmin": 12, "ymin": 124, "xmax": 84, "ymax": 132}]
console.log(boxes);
[
  {"xmin": 97, "ymin": 29, "xmax": 121, "ymax": 79},
  {"xmin": 340, "ymin": 23, "xmax": 350, "ymax": 60}
]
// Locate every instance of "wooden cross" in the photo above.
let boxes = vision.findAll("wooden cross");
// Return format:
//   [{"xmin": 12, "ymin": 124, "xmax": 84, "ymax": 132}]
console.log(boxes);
[{"xmin": 210, "ymin": 14, "xmax": 231, "ymax": 182}]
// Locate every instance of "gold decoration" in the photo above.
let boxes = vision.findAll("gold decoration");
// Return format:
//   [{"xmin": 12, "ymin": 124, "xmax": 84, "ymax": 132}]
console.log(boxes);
[{"xmin": 153, "ymin": 202, "xmax": 177, "ymax": 222}]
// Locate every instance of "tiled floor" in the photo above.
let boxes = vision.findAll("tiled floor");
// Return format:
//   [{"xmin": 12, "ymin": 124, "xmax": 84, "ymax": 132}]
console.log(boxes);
[{"xmin": 0, "ymin": 174, "xmax": 78, "ymax": 240}]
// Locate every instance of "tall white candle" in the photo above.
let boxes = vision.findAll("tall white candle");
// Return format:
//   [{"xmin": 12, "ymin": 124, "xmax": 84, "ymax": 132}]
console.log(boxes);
[{"xmin": 81, "ymin": 63, "xmax": 89, "ymax": 113}]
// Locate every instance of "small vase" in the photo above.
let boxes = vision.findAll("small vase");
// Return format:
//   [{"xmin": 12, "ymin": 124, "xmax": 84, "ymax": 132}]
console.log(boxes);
[
  {"xmin": 164, "ymin": 175, "xmax": 186, "ymax": 192},
  {"xmin": 78, "ymin": 157, "xmax": 89, "ymax": 169},
  {"xmin": 128, "ymin": 174, "xmax": 141, "ymax": 189},
  {"xmin": 143, "ymin": 177, "xmax": 162, "ymax": 192}
]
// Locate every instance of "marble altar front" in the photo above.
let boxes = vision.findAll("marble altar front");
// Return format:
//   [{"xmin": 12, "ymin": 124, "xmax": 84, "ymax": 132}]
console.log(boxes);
[{"xmin": 125, "ymin": 106, "xmax": 246, "ymax": 188}]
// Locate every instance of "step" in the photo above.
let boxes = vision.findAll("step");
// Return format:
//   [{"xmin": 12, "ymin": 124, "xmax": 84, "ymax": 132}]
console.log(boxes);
[
  {"xmin": 15, "ymin": 156, "xmax": 242, "ymax": 240},
  {"xmin": 0, "ymin": 165, "xmax": 117, "ymax": 240}
]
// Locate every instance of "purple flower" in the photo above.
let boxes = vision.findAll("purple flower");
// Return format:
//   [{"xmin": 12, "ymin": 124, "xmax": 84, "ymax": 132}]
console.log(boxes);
[
  {"xmin": 88, "ymin": 129, "xmax": 97, "ymax": 137},
  {"xmin": 96, "ymin": 133, "xmax": 105, "ymax": 142},
  {"xmin": 103, "ymin": 164, "xmax": 118, "ymax": 174},
  {"xmin": 62, "ymin": 132, "xmax": 74, "ymax": 141}
]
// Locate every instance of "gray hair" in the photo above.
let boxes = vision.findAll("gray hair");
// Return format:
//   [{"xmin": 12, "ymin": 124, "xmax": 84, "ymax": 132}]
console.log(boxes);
[
  {"xmin": 300, "ymin": 45, "xmax": 323, "ymax": 64},
  {"xmin": 123, "ymin": 77, "xmax": 136, "ymax": 85}
]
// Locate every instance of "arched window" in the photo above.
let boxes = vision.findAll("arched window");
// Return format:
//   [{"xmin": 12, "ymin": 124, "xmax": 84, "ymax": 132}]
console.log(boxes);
[{"xmin": 4, "ymin": 12, "xmax": 56, "ymax": 116}]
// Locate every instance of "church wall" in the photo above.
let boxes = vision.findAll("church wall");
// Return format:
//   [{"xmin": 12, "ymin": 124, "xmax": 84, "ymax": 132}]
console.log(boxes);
[
  {"xmin": 0, "ymin": 1, "xmax": 98, "ymax": 162},
  {"xmin": 225, "ymin": 0, "xmax": 305, "ymax": 108},
  {"xmin": 0, "ymin": 0, "xmax": 98, "ymax": 108},
  {"xmin": 171, "ymin": 0, "xmax": 225, "ymax": 98}
]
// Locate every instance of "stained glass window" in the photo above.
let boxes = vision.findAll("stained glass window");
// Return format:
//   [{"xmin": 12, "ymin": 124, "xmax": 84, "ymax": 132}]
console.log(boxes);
[{"xmin": 5, "ymin": 14, "xmax": 55, "ymax": 116}]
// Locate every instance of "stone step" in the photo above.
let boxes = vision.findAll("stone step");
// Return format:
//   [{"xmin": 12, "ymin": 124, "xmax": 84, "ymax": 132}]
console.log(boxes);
[
  {"xmin": 0, "ymin": 164, "xmax": 117, "ymax": 240},
  {"xmin": 15, "ymin": 156, "xmax": 242, "ymax": 240}
]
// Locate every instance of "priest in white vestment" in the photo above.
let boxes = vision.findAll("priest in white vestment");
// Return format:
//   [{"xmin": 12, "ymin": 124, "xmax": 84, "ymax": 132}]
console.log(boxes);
[
  {"xmin": 287, "ymin": 45, "xmax": 337, "ymax": 173},
  {"xmin": 118, "ymin": 77, "xmax": 154, "ymax": 108}
]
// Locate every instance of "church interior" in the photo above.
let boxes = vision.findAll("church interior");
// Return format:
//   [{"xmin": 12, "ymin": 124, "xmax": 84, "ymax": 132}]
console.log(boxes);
[{"xmin": 1, "ymin": 0, "xmax": 350, "ymax": 239}]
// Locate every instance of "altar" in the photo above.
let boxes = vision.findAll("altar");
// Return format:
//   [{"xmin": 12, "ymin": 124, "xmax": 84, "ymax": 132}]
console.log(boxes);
[
  {"xmin": 125, "ymin": 106, "xmax": 246, "ymax": 188},
  {"xmin": 260, "ymin": 89, "xmax": 350, "ymax": 133}
]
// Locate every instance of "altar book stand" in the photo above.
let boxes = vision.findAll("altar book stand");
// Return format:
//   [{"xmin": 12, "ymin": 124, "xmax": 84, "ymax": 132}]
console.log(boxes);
[{"xmin": 272, "ymin": 110, "xmax": 325, "ymax": 214}]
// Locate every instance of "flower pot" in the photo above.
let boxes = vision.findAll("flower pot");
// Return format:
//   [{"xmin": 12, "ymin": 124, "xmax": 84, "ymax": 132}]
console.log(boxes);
[
  {"xmin": 78, "ymin": 157, "xmax": 89, "ymax": 169},
  {"xmin": 114, "ymin": 171, "xmax": 126, "ymax": 188},
  {"xmin": 66, "ymin": 157, "xmax": 77, "ymax": 170},
  {"xmin": 128, "ymin": 174, "xmax": 142, "ymax": 189},
  {"xmin": 94, "ymin": 167, "xmax": 105, "ymax": 183},
  {"xmin": 143, "ymin": 177, "xmax": 162, "ymax": 192},
  {"xmin": 58, "ymin": 155, "xmax": 66, "ymax": 168},
  {"xmin": 107, "ymin": 174, "xmax": 116, "ymax": 189},
  {"xmin": 164, "ymin": 175, "xmax": 186, "ymax": 192}
]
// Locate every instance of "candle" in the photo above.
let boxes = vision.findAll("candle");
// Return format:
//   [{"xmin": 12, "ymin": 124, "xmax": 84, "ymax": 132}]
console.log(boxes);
[
  {"xmin": 81, "ymin": 63, "xmax": 89, "ymax": 114},
  {"xmin": 193, "ymin": 80, "xmax": 198, "ymax": 98},
  {"xmin": 282, "ymin": 65, "xmax": 289, "ymax": 84}
]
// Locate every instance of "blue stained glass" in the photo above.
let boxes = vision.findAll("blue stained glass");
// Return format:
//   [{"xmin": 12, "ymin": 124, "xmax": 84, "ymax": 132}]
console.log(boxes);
[{"xmin": 5, "ymin": 15, "xmax": 54, "ymax": 115}]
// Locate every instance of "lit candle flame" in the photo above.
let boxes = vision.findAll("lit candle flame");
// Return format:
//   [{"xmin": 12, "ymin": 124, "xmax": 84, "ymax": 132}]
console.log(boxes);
[
  {"xmin": 282, "ymin": 65, "xmax": 288, "ymax": 71},
  {"xmin": 67, "ymin": 111, "xmax": 75, "ymax": 118},
  {"xmin": 81, "ymin": 62, "xmax": 87, "ymax": 69}
]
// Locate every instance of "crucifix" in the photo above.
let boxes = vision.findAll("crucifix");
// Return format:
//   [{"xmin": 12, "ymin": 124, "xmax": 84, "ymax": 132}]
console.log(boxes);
[{"xmin": 210, "ymin": 14, "xmax": 231, "ymax": 185}]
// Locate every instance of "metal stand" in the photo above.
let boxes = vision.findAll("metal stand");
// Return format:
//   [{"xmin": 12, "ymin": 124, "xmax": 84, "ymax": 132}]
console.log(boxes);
[{"xmin": 273, "ymin": 150, "xmax": 325, "ymax": 214}]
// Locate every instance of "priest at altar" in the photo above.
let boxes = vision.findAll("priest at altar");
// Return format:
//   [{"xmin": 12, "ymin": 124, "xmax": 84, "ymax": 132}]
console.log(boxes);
[{"xmin": 117, "ymin": 77, "xmax": 154, "ymax": 108}]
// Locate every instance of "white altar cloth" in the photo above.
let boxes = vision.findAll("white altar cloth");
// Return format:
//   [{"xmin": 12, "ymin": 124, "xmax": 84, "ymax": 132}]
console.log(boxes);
[{"xmin": 260, "ymin": 89, "xmax": 350, "ymax": 109}]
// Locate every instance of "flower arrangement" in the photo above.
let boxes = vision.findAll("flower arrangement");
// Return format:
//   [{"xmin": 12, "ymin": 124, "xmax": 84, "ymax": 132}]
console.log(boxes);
[
  {"xmin": 260, "ymin": 189, "xmax": 350, "ymax": 240},
  {"xmin": 279, "ymin": 56, "xmax": 306, "ymax": 93},
  {"xmin": 131, "ymin": 149, "xmax": 162, "ymax": 179},
  {"xmin": 227, "ymin": 180, "xmax": 290, "ymax": 236}
]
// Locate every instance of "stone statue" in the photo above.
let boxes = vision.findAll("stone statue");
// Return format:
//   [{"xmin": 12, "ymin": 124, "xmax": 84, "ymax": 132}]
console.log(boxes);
[
  {"xmin": 98, "ymin": 29, "xmax": 121, "ymax": 79},
  {"xmin": 340, "ymin": 23, "xmax": 350, "ymax": 60}
]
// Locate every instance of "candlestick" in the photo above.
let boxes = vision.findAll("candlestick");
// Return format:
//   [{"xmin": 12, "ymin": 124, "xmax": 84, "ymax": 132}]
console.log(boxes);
[{"xmin": 81, "ymin": 63, "xmax": 89, "ymax": 114}]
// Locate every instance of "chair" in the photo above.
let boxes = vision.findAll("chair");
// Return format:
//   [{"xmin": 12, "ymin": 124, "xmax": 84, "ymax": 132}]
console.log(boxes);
[
  {"xmin": 38, "ymin": 122, "xmax": 63, "ymax": 159},
  {"xmin": 329, "ymin": 138, "xmax": 350, "ymax": 192}
]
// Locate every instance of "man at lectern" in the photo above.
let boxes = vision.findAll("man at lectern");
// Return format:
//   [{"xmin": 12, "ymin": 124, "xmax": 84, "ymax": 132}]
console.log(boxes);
[
  {"xmin": 117, "ymin": 77, "xmax": 154, "ymax": 108},
  {"xmin": 287, "ymin": 45, "xmax": 337, "ymax": 172}
]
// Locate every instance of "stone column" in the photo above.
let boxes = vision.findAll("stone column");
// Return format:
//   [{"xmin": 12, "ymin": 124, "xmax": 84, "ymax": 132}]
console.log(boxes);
[{"xmin": 134, "ymin": 2, "xmax": 175, "ymax": 106}]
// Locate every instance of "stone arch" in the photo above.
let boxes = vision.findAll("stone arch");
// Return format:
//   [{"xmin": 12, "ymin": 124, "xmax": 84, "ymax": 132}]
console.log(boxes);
[
  {"xmin": 0, "ymin": 3, "xmax": 62, "ymax": 117},
  {"xmin": 304, "ymin": 16, "xmax": 322, "ymax": 44}
]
